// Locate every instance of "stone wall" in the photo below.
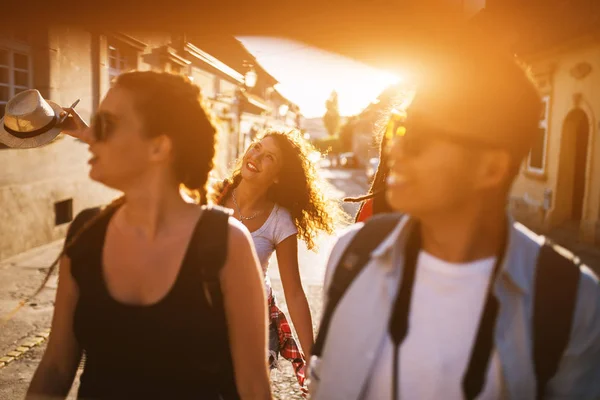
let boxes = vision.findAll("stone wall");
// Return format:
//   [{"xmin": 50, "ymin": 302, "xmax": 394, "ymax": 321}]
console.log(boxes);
[{"xmin": 0, "ymin": 137, "xmax": 119, "ymax": 260}]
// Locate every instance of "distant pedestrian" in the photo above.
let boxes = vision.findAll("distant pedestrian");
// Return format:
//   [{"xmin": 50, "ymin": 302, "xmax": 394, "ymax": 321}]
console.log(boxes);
[
  {"xmin": 26, "ymin": 71, "xmax": 272, "ymax": 400},
  {"xmin": 343, "ymin": 109, "xmax": 404, "ymax": 222},
  {"xmin": 213, "ymin": 129, "xmax": 344, "ymax": 393},
  {"xmin": 309, "ymin": 37, "xmax": 600, "ymax": 400}
]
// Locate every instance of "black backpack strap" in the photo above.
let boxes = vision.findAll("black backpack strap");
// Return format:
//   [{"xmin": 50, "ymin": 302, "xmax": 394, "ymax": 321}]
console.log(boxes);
[
  {"xmin": 193, "ymin": 205, "xmax": 240, "ymax": 400},
  {"xmin": 65, "ymin": 207, "xmax": 102, "ymax": 243},
  {"xmin": 533, "ymin": 239, "xmax": 581, "ymax": 399},
  {"xmin": 312, "ymin": 213, "xmax": 404, "ymax": 357},
  {"xmin": 195, "ymin": 205, "xmax": 233, "ymax": 310}
]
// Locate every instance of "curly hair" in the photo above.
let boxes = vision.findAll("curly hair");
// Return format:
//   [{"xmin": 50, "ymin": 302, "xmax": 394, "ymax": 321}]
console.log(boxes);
[{"xmin": 211, "ymin": 129, "xmax": 345, "ymax": 250}]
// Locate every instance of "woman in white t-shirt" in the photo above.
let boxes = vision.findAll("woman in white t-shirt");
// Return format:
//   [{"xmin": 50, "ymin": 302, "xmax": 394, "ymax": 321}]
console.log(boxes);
[{"xmin": 212, "ymin": 129, "xmax": 342, "ymax": 392}]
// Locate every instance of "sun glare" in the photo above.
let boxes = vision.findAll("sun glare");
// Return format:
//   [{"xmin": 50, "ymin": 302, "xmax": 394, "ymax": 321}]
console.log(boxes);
[
  {"xmin": 238, "ymin": 37, "xmax": 408, "ymax": 118},
  {"xmin": 307, "ymin": 151, "xmax": 322, "ymax": 164}
]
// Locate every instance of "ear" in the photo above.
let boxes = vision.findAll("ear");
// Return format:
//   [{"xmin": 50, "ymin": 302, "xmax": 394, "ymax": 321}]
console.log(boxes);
[
  {"xmin": 149, "ymin": 134, "xmax": 173, "ymax": 162},
  {"xmin": 475, "ymin": 150, "xmax": 513, "ymax": 191}
]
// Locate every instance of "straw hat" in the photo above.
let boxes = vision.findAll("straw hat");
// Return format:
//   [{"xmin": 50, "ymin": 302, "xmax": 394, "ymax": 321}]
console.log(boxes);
[{"xmin": 0, "ymin": 89, "xmax": 67, "ymax": 148}]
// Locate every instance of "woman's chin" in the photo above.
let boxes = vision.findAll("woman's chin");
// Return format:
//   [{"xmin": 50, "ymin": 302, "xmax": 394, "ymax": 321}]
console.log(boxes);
[
  {"xmin": 240, "ymin": 168, "xmax": 258, "ymax": 181},
  {"xmin": 89, "ymin": 169, "xmax": 121, "ymax": 192},
  {"xmin": 88, "ymin": 167, "xmax": 101, "ymax": 183}
]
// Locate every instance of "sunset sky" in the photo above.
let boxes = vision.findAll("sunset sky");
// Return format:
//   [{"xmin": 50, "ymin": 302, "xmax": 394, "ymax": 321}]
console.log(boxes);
[{"xmin": 238, "ymin": 37, "xmax": 402, "ymax": 118}]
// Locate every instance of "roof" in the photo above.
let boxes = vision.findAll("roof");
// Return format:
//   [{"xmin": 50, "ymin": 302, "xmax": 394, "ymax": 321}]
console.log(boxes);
[
  {"xmin": 242, "ymin": 91, "xmax": 270, "ymax": 112},
  {"xmin": 187, "ymin": 35, "xmax": 279, "ymax": 85},
  {"xmin": 25, "ymin": 1, "xmax": 596, "ymax": 75},
  {"xmin": 272, "ymin": 88, "xmax": 299, "ymax": 110},
  {"xmin": 182, "ymin": 42, "xmax": 244, "ymax": 84}
]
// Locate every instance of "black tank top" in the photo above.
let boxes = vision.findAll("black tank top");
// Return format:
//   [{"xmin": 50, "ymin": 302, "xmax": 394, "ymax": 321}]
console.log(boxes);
[{"xmin": 66, "ymin": 206, "xmax": 239, "ymax": 399}]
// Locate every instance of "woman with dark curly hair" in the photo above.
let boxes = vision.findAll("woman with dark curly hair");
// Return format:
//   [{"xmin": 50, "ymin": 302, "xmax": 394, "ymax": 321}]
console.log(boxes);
[
  {"xmin": 26, "ymin": 71, "xmax": 271, "ymax": 400},
  {"xmin": 212, "ymin": 129, "xmax": 343, "ymax": 390}
]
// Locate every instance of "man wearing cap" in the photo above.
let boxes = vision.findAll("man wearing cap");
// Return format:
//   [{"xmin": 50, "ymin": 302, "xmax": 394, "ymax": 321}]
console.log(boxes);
[{"xmin": 308, "ymin": 40, "xmax": 600, "ymax": 400}]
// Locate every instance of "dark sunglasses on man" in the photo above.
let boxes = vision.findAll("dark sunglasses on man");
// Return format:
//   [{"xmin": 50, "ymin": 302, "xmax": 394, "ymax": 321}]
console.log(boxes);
[{"xmin": 384, "ymin": 108, "xmax": 500, "ymax": 157}]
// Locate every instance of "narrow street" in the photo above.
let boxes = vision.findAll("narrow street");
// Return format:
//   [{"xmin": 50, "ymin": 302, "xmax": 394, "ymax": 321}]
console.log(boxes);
[{"xmin": 0, "ymin": 167, "xmax": 369, "ymax": 400}]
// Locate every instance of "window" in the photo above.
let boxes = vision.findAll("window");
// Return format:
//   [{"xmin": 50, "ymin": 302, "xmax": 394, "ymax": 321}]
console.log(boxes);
[
  {"xmin": 527, "ymin": 95, "xmax": 550, "ymax": 173},
  {"xmin": 107, "ymin": 38, "xmax": 137, "ymax": 83},
  {"xmin": 54, "ymin": 199, "xmax": 73, "ymax": 226},
  {"xmin": 0, "ymin": 42, "xmax": 32, "ymax": 118}
]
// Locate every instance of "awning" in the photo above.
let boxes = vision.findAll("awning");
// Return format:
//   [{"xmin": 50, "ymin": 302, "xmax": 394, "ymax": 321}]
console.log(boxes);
[{"xmin": 242, "ymin": 92, "xmax": 270, "ymax": 112}]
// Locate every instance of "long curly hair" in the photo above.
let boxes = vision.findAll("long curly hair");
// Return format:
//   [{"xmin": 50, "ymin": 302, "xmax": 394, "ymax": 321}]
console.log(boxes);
[{"xmin": 211, "ymin": 129, "xmax": 345, "ymax": 250}]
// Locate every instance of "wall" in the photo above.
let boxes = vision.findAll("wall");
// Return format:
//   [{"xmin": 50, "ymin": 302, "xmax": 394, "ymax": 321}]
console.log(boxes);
[{"xmin": 97, "ymin": 31, "xmax": 173, "ymax": 101}]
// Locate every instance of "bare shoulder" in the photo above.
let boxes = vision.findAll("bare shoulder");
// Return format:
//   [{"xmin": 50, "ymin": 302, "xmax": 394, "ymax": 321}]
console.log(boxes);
[
  {"xmin": 222, "ymin": 217, "xmax": 261, "ymax": 278},
  {"xmin": 225, "ymin": 217, "xmax": 257, "ymax": 260},
  {"xmin": 227, "ymin": 216, "xmax": 252, "ymax": 242}
]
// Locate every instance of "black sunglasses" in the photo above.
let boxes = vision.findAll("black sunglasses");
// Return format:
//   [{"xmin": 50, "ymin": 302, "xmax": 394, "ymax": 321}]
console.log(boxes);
[
  {"xmin": 384, "ymin": 109, "xmax": 407, "ymax": 141},
  {"xmin": 90, "ymin": 112, "xmax": 116, "ymax": 142},
  {"xmin": 385, "ymin": 110, "xmax": 499, "ymax": 156}
]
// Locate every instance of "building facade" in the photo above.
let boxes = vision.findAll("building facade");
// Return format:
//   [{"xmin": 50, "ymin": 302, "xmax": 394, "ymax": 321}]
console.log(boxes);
[
  {"xmin": 467, "ymin": 1, "xmax": 600, "ymax": 245},
  {"xmin": 0, "ymin": 27, "xmax": 301, "ymax": 260},
  {"xmin": 510, "ymin": 34, "xmax": 600, "ymax": 245}
]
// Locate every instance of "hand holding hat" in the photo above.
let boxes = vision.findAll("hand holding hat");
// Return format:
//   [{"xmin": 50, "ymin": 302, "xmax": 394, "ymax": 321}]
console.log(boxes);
[
  {"xmin": 58, "ymin": 105, "xmax": 90, "ymax": 144},
  {"xmin": 0, "ymin": 89, "xmax": 89, "ymax": 148}
]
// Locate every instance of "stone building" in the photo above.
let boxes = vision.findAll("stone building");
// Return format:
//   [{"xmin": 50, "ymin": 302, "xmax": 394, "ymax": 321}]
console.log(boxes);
[
  {"xmin": 0, "ymin": 27, "xmax": 301, "ymax": 260},
  {"xmin": 475, "ymin": 1, "xmax": 600, "ymax": 245}
]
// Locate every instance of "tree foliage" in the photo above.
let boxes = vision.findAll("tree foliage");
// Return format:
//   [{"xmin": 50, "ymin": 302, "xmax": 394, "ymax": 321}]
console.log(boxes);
[{"xmin": 323, "ymin": 90, "xmax": 341, "ymax": 136}]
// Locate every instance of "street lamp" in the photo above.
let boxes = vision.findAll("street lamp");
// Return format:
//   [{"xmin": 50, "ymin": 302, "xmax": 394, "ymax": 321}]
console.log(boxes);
[
  {"xmin": 278, "ymin": 104, "xmax": 289, "ymax": 118},
  {"xmin": 244, "ymin": 67, "xmax": 257, "ymax": 90}
]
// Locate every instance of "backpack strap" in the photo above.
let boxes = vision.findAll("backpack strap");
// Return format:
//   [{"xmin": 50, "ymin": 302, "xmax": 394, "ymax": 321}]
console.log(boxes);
[
  {"xmin": 533, "ymin": 239, "xmax": 581, "ymax": 399},
  {"xmin": 195, "ymin": 205, "xmax": 233, "ymax": 311},
  {"xmin": 312, "ymin": 213, "xmax": 404, "ymax": 357},
  {"xmin": 65, "ymin": 207, "xmax": 102, "ymax": 243}
]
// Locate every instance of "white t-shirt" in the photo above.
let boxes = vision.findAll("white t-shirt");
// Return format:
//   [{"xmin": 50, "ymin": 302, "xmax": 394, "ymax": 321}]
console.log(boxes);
[
  {"xmin": 250, "ymin": 204, "xmax": 297, "ymax": 294},
  {"xmin": 363, "ymin": 251, "xmax": 503, "ymax": 400}
]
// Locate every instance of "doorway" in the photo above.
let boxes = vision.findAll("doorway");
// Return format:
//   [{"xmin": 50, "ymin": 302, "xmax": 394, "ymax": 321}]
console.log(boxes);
[{"xmin": 565, "ymin": 109, "xmax": 590, "ymax": 221}]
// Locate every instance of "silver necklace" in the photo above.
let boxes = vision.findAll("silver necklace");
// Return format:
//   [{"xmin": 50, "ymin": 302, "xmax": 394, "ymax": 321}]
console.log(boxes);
[{"xmin": 232, "ymin": 189, "xmax": 263, "ymax": 221}]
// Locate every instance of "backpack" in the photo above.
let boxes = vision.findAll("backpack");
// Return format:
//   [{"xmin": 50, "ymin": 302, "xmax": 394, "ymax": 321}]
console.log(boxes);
[{"xmin": 312, "ymin": 213, "xmax": 582, "ymax": 400}]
